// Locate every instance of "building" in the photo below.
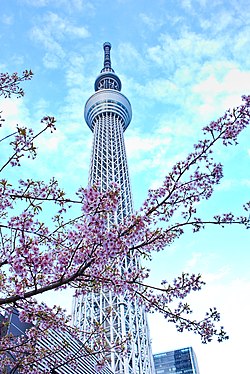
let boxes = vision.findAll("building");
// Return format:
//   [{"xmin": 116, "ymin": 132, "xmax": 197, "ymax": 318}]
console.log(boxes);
[
  {"xmin": 72, "ymin": 42, "xmax": 155, "ymax": 373},
  {"xmin": 153, "ymin": 347, "xmax": 200, "ymax": 374},
  {"xmin": 0, "ymin": 310, "xmax": 113, "ymax": 374}
]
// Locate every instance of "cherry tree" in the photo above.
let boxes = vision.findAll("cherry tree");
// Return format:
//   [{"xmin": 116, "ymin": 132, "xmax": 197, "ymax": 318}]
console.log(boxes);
[{"xmin": 0, "ymin": 71, "xmax": 249, "ymax": 373}]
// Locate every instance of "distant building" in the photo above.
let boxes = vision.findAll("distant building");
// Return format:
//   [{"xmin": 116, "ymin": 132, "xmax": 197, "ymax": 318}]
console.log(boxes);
[
  {"xmin": 0, "ymin": 310, "xmax": 113, "ymax": 373},
  {"xmin": 153, "ymin": 347, "xmax": 200, "ymax": 374}
]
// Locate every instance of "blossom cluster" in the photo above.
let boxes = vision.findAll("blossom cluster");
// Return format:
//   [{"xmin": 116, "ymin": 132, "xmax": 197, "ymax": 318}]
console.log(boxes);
[
  {"xmin": 0, "ymin": 72, "xmax": 249, "ymax": 372},
  {"xmin": 0, "ymin": 70, "xmax": 33, "ymax": 98}
]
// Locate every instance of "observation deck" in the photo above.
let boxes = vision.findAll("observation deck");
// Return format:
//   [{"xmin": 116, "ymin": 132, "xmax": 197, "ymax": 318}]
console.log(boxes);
[{"xmin": 84, "ymin": 42, "xmax": 132, "ymax": 131}]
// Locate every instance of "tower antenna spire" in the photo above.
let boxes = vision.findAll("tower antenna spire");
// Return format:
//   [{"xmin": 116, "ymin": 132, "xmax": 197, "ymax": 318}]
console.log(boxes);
[{"xmin": 101, "ymin": 42, "xmax": 114, "ymax": 72}]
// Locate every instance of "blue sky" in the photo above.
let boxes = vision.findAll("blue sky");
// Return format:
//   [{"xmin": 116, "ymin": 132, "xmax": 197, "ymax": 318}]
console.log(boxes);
[{"xmin": 0, "ymin": 0, "xmax": 249, "ymax": 373}]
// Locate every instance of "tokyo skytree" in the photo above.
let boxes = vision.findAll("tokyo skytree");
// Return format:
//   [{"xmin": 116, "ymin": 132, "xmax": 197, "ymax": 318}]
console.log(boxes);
[{"xmin": 72, "ymin": 42, "xmax": 154, "ymax": 374}]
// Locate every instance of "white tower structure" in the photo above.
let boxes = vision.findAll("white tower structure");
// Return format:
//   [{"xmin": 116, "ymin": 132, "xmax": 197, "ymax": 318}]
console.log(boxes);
[{"xmin": 72, "ymin": 42, "xmax": 154, "ymax": 374}]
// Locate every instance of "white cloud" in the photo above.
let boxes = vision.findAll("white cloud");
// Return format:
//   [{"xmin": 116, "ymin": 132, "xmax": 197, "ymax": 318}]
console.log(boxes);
[
  {"xmin": 125, "ymin": 126, "xmax": 176, "ymax": 182},
  {"xmin": 180, "ymin": 0, "xmax": 192, "ymax": 11},
  {"xmin": 190, "ymin": 70, "xmax": 249, "ymax": 122},
  {"xmin": 30, "ymin": 25, "xmax": 65, "ymax": 67},
  {"xmin": 117, "ymin": 42, "xmax": 149, "ymax": 76},
  {"xmin": 1, "ymin": 99, "xmax": 21, "ymax": 119},
  {"xmin": 36, "ymin": 128, "xmax": 66, "ymax": 151},
  {"xmin": 139, "ymin": 27, "xmax": 249, "ymax": 141},
  {"xmin": 216, "ymin": 178, "xmax": 250, "ymax": 191},
  {"xmin": 241, "ymin": 178, "xmax": 250, "ymax": 187},
  {"xmin": 186, "ymin": 252, "xmax": 202, "ymax": 268},
  {"xmin": 139, "ymin": 13, "xmax": 164, "ymax": 31},
  {"xmin": 21, "ymin": 0, "xmax": 50, "ymax": 6},
  {"xmin": 0, "ymin": 95, "xmax": 89, "ymax": 190},
  {"xmin": 0, "ymin": 98, "xmax": 30, "ymax": 132},
  {"xmin": 199, "ymin": 10, "xmax": 234, "ymax": 34},
  {"xmin": 148, "ymin": 32, "xmax": 221, "ymax": 71},
  {"xmin": 22, "ymin": 0, "xmax": 94, "ymax": 12},
  {"xmin": 29, "ymin": 12, "xmax": 90, "ymax": 68},
  {"xmin": 2, "ymin": 14, "xmax": 14, "ymax": 25},
  {"xmin": 138, "ymin": 79, "xmax": 179, "ymax": 102},
  {"xmin": 65, "ymin": 54, "xmax": 86, "ymax": 88},
  {"xmin": 139, "ymin": 13, "xmax": 156, "ymax": 29},
  {"xmin": 42, "ymin": 53, "xmax": 62, "ymax": 69},
  {"xmin": 193, "ymin": 69, "xmax": 250, "ymax": 102},
  {"xmin": 126, "ymin": 131, "xmax": 171, "ymax": 156},
  {"xmin": 43, "ymin": 12, "xmax": 89, "ymax": 39}
]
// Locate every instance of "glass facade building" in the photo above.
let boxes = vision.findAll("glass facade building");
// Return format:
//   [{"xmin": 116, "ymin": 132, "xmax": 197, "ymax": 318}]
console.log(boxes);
[{"xmin": 153, "ymin": 347, "xmax": 200, "ymax": 374}]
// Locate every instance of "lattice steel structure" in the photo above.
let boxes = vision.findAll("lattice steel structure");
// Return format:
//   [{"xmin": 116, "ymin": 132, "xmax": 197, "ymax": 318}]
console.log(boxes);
[{"xmin": 72, "ymin": 42, "xmax": 155, "ymax": 374}]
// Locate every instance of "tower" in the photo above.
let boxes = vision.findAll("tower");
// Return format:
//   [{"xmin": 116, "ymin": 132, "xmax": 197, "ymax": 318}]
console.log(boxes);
[{"xmin": 72, "ymin": 42, "xmax": 154, "ymax": 374}]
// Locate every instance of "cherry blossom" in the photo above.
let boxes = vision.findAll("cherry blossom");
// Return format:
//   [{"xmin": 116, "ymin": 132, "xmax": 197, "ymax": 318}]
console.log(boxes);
[{"xmin": 0, "ymin": 71, "xmax": 249, "ymax": 372}]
